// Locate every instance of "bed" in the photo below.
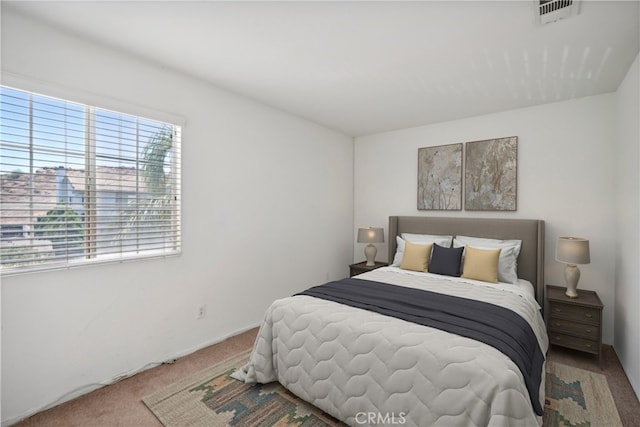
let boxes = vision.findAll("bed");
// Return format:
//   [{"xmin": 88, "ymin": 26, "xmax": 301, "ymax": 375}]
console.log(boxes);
[{"xmin": 234, "ymin": 216, "xmax": 548, "ymax": 426}]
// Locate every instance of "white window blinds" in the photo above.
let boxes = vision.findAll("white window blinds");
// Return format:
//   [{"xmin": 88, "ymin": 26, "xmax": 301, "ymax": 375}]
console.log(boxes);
[{"xmin": 1, "ymin": 86, "xmax": 181, "ymax": 274}]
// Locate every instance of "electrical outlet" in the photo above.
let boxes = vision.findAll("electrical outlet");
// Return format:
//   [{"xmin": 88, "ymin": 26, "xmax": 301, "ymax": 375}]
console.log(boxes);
[{"xmin": 197, "ymin": 304, "xmax": 206, "ymax": 319}]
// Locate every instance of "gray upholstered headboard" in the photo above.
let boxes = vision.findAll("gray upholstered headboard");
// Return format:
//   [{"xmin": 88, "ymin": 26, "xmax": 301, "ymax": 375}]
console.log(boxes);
[{"xmin": 389, "ymin": 216, "xmax": 545, "ymax": 308}]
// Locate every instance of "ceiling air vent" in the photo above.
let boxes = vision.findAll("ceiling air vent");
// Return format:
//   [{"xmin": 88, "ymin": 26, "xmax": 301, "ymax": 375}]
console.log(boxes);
[{"xmin": 537, "ymin": 0, "xmax": 580, "ymax": 25}]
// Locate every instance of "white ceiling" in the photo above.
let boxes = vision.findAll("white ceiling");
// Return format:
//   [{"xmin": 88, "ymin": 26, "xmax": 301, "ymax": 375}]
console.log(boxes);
[{"xmin": 5, "ymin": 1, "xmax": 639, "ymax": 136}]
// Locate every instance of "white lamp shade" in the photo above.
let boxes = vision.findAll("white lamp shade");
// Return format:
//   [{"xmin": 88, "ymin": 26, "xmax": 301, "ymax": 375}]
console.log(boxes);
[
  {"xmin": 357, "ymin": 227, "xmax": 385, "ymax": 243},
  {"xmin": 556, "ymin": 237, "xmax": 590, "ymax": 265}
]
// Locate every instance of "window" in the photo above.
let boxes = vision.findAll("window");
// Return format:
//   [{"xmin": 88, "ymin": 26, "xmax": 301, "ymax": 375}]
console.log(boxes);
[{"xmin": 0, "ymin": 86, "xmax": 181, "ymax": 274}]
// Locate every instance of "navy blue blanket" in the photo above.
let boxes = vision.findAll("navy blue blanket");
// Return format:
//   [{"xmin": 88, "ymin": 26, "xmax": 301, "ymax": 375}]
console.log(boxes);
[{"xmin": 296, "ymin": 277, "xmax": 544, "ymax": 416}]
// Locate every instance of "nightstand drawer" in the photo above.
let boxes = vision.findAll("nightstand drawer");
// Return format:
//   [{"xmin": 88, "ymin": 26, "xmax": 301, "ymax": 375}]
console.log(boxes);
[
  {"xmin": 549, "ymin": 318, "xmax": 599, "ymax": 339},
  {"xmin": 549, "ymin": 333, "xmax": 599, "ymax": 355},
  {"xmin": 548, "ymin": 302, "xmax": 600, "ymax": 325}
]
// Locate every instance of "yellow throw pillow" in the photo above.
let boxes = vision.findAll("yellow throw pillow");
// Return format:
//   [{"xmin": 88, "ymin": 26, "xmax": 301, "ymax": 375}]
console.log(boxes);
[
  {"xmin": 461, "ymin": 246, "xmax": 502, "ymax": 283},
  {"xmin": 400, "ymin": 241, "xmax": 433, "ymax": 272}
]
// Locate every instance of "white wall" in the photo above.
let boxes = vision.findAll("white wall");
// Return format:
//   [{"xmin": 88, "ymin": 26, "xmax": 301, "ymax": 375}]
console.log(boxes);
[
  {"xmin": 0, "ymin": 9, "xmax": 353, "ymax": 424},
  {"xmin": 614, "ymin": 53, "xmax": 640, "ymax": 397},
  {"xmin": 354, "ymin": 94, "xmax": 617, "ymax": 345}
]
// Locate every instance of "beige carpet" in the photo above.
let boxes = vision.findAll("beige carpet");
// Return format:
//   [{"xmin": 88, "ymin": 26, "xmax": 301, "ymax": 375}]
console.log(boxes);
[{"xmin": 143, "ymin": 349, "xmax": 622, "ymax": 427}]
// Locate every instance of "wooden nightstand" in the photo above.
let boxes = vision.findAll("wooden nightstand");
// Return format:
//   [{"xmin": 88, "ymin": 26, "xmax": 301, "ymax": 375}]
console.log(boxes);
[
  {"xmin": 349, "ymin": 261, "xmax": 388, "ymax": 277},
  {"xmin": 546, "ymin": 285, "xmax": 603, "ymax": 368}
]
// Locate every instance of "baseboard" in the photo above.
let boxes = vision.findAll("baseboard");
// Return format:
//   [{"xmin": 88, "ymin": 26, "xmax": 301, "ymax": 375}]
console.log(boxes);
[{"xmin": 166, "ymin": 323, "xmax": 260, "ymax": 362}]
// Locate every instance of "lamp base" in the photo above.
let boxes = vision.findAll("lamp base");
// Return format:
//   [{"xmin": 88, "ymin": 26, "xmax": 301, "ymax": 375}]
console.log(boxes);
[
  {"xmin": 364, "ymin": 244, "xmax": 377, "ymax": 266},
  {"xmin": 564, "ymin": 264, "xmax": 580, "ymax": 298}
]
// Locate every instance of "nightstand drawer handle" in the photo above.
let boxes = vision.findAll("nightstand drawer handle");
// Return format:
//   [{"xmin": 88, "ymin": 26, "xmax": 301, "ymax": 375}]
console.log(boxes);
[
  {"xmin": 585, "ymin": 343, "xmax": 592, "ymax": 348},
  {"xmin": 585, "ymin": 313, "xmax": 593, "ymax": 319},
  {"xmin": 554, "ymin": 322, "xmax": 562, "ymax": 327},
  {"xmin": 554, "ymin": 308, "xmax": 562, "ymax": 312},
  {"xmin": 554, "ymin": 336, "xmax": 561, "ymax": 341},
  {"xmin": 585, "ymin": 328, "xmax": 592, "ymax": 333}
]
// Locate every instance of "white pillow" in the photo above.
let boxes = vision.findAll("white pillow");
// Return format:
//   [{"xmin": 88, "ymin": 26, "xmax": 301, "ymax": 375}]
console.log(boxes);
[
  {"xmin": 391, "ymin": 234, "xmax": 453, "ymax": 266},
  {"xmin": 453, "ymin": 235, "xmax": 522, "ymax": 284},
  {"xmin": 401, "ymin": 233, "xmax": 454, "ymax": 247}
]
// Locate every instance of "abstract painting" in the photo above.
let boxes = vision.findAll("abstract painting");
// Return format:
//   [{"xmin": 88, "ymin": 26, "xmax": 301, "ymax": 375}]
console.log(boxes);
[
  {"xmin": 465, "ymin": 136, "xmax": 517, "ymax": 211},
  {"xmin": 417, "ymin": 143, "xmax": 462, "ymax": 210}
]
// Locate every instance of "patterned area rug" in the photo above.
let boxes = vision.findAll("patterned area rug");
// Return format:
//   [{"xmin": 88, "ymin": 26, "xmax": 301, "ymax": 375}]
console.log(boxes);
[
  {"xmin": 544, "ymin": 361, "xmax": 622, "ymax": 427},
  {"xmin": 143, "ymin": 349, "xmax": 344, "ymax": 426},
  {"xmin": 143, "ymin": 351, "xmax": 622, "ymax": 427}
]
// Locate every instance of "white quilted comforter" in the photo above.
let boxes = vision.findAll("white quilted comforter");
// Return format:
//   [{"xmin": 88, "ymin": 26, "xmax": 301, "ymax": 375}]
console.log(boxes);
[{"xmin": 234, "ymin": 267, "xmax": 549, "ymax": 426}]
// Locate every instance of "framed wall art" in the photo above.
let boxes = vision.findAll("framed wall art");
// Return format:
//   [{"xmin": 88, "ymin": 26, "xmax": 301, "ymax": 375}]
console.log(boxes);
[
  {"xmin": 417, "ymin": 143, "xmax": 462, "ymax": 210},
  {"xmin": 464, "ymin": 136, "xmax": 517, "ymax": 211}
]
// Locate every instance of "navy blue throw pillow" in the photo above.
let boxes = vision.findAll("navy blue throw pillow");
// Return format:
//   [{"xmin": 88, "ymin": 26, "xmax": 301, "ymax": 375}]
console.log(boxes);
[{"xmin": 429, "ymin": 243, "xmax": 464, "ymax": 277}]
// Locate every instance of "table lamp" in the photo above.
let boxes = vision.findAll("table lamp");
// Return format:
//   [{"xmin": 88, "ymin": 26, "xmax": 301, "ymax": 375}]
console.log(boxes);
[
  {"xmin": 357, "ymin": 227, "xmax": 384, "ymax": 266},
  {"xmin": 556, "ymin": 236, "xmax": 590, "ymax": 298}
]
